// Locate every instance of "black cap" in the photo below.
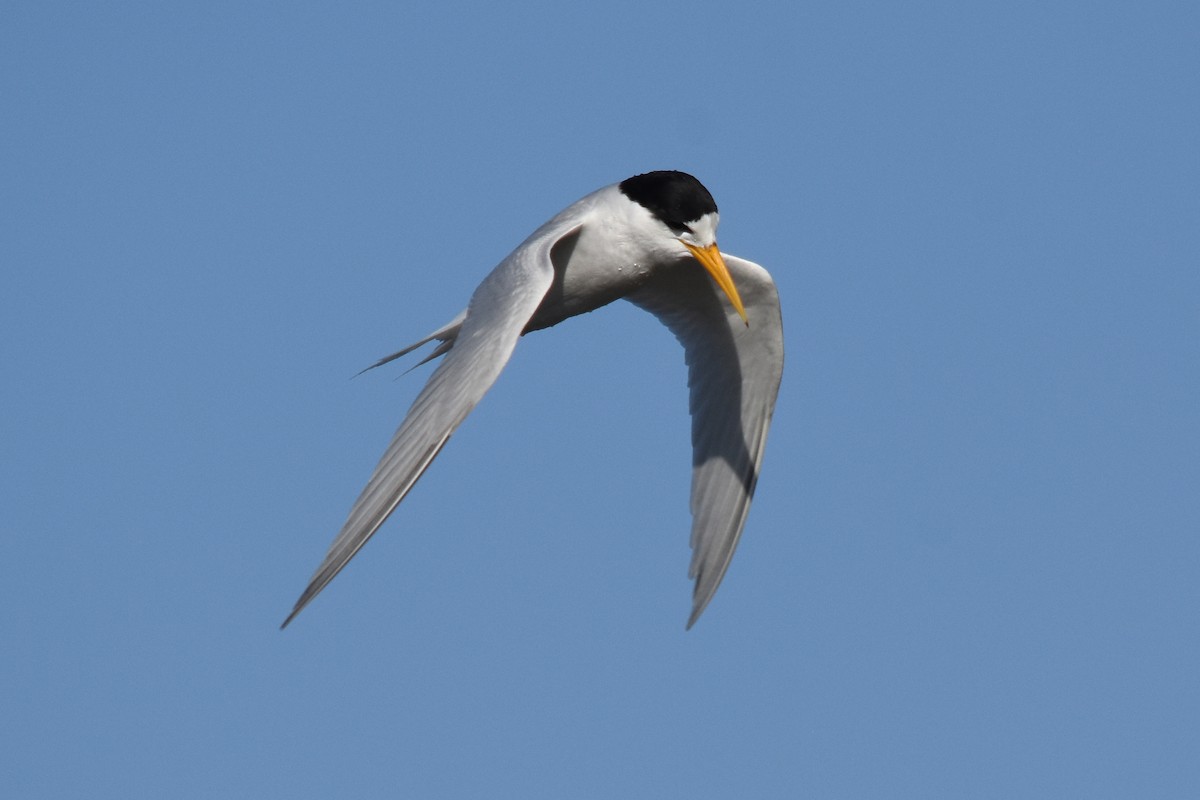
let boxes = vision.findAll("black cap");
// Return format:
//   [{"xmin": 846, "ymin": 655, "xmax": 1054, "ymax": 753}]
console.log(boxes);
[{"xmin": 619, "ymin": 171, "xmax": 717, "ymax": 235}]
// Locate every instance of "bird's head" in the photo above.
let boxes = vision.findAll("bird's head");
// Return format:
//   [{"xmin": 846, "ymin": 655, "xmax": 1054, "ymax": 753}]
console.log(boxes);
[{"xmin": 619, "ymin": 171, "xmax": 748, "ymax": 324}]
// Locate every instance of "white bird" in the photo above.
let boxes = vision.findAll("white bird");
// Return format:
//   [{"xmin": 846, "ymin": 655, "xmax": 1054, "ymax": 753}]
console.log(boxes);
[{"xmin": 282, "ymin": 171, "xmax": 783, "ymax": 629}]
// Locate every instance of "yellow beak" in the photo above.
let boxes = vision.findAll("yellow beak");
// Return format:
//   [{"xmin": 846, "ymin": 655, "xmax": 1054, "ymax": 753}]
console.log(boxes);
[{"xmin": 682, "ymin": 241, "xmax": 749, "ymax": 325}]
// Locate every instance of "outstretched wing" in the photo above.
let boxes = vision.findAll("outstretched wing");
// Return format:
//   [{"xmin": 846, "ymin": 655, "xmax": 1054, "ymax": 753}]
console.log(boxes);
[
  {"xmin": 282, "ymin": 221, "xmax": 584, "ymax": 627},
  {"xmin": 627, "ymin": 254, "xmax": 783, "ymax": 628}
]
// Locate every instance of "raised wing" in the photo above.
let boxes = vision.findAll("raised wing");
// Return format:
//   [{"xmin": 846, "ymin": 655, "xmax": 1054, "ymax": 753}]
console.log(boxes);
[
  {"xmin": 281, "ymin": 221, "xmax": 583, "ymax": 627},
  {"xmin": 627, "ymin": 254, "xmax": 783, "ymax": 628}
]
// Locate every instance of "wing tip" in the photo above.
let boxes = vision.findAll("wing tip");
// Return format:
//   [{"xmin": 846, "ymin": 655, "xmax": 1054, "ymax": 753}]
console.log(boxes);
[
  {"xmin": 279, "ymin": 595, "xmax": 309, "ymax": 630},
  {"xmin": 685, "ymin": 595, "xmax": 712, "ymax": 630},
  {"xmin": 280, "ymin": 574, "xmax": 331, "ymax": 630}
]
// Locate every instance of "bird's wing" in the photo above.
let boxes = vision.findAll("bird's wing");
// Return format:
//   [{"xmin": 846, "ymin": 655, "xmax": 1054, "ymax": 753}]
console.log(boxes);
[
  {"xmin": 626, "ymin": 254, "xmax": 783, "ymax": 628},
  {"xmin": 282, "ymin": 220, "xmax": 584, "ymax": 627}
]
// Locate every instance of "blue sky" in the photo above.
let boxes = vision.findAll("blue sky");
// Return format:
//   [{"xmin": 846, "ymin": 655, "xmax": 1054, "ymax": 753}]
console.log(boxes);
[{"xmin": 3, "ymin": 2, "xmax": 1197, "ymax": 797}]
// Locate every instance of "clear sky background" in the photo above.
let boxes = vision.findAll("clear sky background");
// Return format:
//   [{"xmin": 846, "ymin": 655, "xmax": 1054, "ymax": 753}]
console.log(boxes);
[{"xmin": 3, "ymin": 2, "xmax": 1197, "ymax": 797}]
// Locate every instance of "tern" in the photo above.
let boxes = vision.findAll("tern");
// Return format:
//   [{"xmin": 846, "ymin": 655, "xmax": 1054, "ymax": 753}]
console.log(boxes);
[{"xmin": 282, "ymin": 171, "xmax": 783, "ymax": 629}]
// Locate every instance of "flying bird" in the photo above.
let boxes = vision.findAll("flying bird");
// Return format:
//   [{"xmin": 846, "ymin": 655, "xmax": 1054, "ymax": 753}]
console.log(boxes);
[{"xmin": 282, "ymin": 171, "xmax": 783, "ymax": 629}]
